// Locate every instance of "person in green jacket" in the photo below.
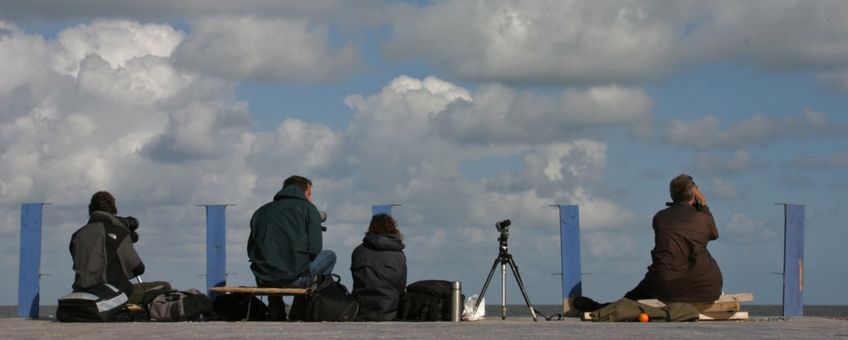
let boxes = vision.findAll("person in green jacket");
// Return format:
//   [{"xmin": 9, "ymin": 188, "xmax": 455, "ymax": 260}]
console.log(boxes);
[
  {"xmin": 248, "ymin": 175, "xmax": 336, "ymax": 319},
  {"xmin": 249, "ymin": 175, "xmax": 335, "ymax": 286}
]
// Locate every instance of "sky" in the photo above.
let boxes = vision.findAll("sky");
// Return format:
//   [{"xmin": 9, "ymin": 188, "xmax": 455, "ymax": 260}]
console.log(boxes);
[{"xmin": 1, "ymin": 0, "xmax": 847, "ymax": 307}]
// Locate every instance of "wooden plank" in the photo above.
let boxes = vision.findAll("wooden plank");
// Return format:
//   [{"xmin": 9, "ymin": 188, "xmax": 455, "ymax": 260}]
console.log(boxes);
[
  {"xmin": 637, "ymin": 293, "xmax": 753, "ymax": 307},
  {"xmin": 637, "ymin": 300, "xmax": 740, "ymax": 313},
  {"xmin": 699, "ymin": 311, "xmax": 748, "ymax": 321},
  {"xmin": 715, "ymin": 293, "xmax": 754, "ymax": 303},
  {"xmin": 208, "ymin": 286, "xmax": 308, "ymax": 295},
  {"xmin": 581, "ymin": 311, "xmax": 749, "ymax": 321}
]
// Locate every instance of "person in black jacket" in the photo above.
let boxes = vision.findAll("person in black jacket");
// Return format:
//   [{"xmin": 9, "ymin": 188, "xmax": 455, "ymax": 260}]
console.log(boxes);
[
  {"xmin": 351, "ymin": 214, "xmax": 407, "ymax": 321},
  {"xmin": 70, "ymin": 191, "xmax": 145, "ymax": 297}
]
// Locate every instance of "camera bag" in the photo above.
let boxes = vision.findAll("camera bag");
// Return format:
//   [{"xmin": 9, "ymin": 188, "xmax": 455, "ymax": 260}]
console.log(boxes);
[
  {"xmin": 290, "ymin": 274, "xmax": 359, "ymax": 322},
  {"xmin": 144, "ymin": 288, "xmax": 213, "ymax": 322},
  {"xmin": 396, "ymin": 280, "xmax": 463, "ymax": 321},
  {"xmin": 56, "ymin": 283, "xmax": 129, "ymax": 322}
]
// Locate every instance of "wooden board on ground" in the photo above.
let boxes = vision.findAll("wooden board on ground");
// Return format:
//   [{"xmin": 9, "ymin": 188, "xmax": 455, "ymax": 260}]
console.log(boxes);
[
  {"xmin": 208, "ymin": 286, "xmax": 308, "ymax": 296},
  {"xmin": 581, "ymin": 311, "xmax": 750, "ymax": 321},
  {"xmin": 637, "ymin": 293, "xmax": 753, "ymax": 314},
  {"xmin": 581, "ymin": 293, "xmax": 753, "ymax": 321}
]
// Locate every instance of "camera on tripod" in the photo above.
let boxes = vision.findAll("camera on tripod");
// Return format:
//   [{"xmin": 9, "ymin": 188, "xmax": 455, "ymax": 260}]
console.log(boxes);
[
  {"xmin": 472, "ymin": 218, "xmax": 539, "ymax": 321},
  {"xmin": 495, "ymin": 219, "xmax": 511, "ymax": 233}
]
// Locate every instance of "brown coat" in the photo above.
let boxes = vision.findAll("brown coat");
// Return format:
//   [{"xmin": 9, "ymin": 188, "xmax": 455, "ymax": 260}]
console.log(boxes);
[{"xmin": 626, "ymin": 202, "xmax": 723, "ymax": 302}]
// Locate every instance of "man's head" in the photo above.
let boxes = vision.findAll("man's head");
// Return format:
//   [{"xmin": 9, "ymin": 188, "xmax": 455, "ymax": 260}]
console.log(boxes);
[
  {"xmin": 283, "ymin": 175, "xmax": 313, "ymax": 202},
  {"xmin": 89, "ymin": 191, "xmax": 117, "ymax": 215},
  {"xmin": 669, "ymin": 174, "xmax": 696, "ymax": 203}
]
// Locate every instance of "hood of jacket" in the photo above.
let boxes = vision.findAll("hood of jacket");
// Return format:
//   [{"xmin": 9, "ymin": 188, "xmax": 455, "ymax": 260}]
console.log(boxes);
[
  {"xmin": 362, "ymin": 234, "xmax": 405, "ymax": 251},
  {"xmin": 273, "ymin": 185, "xmax": 309, "ymax": 202}
]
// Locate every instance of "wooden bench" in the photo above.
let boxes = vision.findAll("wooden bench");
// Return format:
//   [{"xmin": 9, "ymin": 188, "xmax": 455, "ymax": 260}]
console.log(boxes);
[
  {"xmin": 208, "ymin": 286, "xmax": 309, "ymax": 296},
  {"xmin": 582, "ymin": 293, "xmax": 754, "ymax": 321},
  {"xmin": 208, "ymin": 286, "xmax": 310, "ymax": 321}
]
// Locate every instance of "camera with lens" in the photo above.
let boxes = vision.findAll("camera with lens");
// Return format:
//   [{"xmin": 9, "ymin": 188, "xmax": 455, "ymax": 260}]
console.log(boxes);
[
  {"xmin": 495, "ymin": 219, "xmax": 511, "ymax": 233},
  {"xmin": 117, "ymin": 216, "xmax": 140, "ymax": 243}
]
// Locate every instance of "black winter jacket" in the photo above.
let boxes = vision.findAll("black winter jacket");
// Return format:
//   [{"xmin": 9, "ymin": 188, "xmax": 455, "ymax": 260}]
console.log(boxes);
[
  {"xmin": 248, "ymin": 185, "xmax": 324, "ymax": 283},
  {"xmin": 351, "ymin": 234, "xmax": 407, "ymax": 321},
  {"xmin": 70, "ymin": 211, "xmax": 145, "ymax": 295}
]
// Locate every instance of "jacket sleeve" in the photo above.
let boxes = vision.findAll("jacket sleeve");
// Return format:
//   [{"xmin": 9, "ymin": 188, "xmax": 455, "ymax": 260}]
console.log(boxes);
[
  {"xmin": 702, "ymin": 206, "xmax": 719, "ymax": 241},
  {"xmin": 306, "ymin": 205, "xmax": 323, "ymax": 259},
  {"xmin": 117, "ymin": 236, "xmax": 145, "ymax": 277}
]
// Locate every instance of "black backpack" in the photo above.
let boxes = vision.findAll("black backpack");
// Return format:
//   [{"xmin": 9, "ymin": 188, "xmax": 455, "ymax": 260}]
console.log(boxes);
[
  {"xmin": 396, "ymin": 280, "xmax": 463, "ymax": 321},
  {"xmin": 290, "ymin": 274, "xmax": 359, "ymax": 322},
  {"xmin": 56, "ymin": 283, "xmax": 130, "ymax": 322},
  {"xmin": 144, "ymin": 289, "xmax": 213, "ymax": 322},
  {"xmin": 212, "ymin": 293, "xmax": 269, "ymax": 321}
]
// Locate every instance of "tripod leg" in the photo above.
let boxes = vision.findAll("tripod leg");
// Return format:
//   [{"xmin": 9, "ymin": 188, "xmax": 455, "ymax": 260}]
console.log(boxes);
[
  {"xmin": 501, "ymin": 262, "xmax": 507, "ymax": 320},
  {"xmin": 471, "ymin": 257, "xmax": 501, "ymax": 319},
  {"xmin": 506, "ymin": 256, "xmax": 538, "ymax": 322}
]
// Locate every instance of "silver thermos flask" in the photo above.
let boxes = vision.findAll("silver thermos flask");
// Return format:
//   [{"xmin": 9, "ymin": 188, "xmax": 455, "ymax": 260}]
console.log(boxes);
[{"xmin": 450, "ymin": 281, "xmax": 462, "ymax": 322}]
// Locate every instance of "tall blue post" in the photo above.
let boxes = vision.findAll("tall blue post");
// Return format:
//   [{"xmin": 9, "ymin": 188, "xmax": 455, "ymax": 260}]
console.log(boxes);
[
  {"xmin": 18, "ymin": 203, "xmax": 45, "ymax": 319},
  {"xmin": 372, "ymin": 204, "xmax": 400, "ymax": 216},
  {"xmin": 203, "ymin": 204, "xmax": 229, "ymax": 299},
  {"xmin": 782, "ymin": 204, "xmax": 805, "ymax": 317},
  {"xmin": 554, "ymin": 205, "xmax": 581, "ymax": 315}
]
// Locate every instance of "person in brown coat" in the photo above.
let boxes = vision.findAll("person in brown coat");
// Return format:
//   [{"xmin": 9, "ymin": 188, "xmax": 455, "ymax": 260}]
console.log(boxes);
[
  {"xmin": 574, "ymin": 174, "xmax": 723, "ymax": 312},
  {"xmin": 623, "ymin": 173, "xmax": 723, "ymax": 302}
]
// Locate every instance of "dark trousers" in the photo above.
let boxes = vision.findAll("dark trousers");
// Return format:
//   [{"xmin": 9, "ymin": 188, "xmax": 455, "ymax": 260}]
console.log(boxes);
[{"xmin": 624, "ymin": 278, "xmax": 656, "ymax": 301}]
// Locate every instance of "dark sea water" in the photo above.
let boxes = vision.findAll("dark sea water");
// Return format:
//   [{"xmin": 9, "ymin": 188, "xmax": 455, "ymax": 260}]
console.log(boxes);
[{"xmin": 3, "ymin": 305, "xmax": 848, "ymax": 320}]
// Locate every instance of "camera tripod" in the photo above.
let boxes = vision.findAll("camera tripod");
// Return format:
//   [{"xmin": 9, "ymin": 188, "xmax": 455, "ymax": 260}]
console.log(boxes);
[{"xmin": 471, "ymin": 220, "xmax": 539, "ymax": 321}]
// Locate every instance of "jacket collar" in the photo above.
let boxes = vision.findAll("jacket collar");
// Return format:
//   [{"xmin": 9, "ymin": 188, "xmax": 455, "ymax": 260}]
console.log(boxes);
[
  {"xmin": 273, "ymin": 185, "xmax": 308, "ymax": 201},
  {"xmin": 363, "ymin": 234, "xmax": 405, "ymax": 251}
]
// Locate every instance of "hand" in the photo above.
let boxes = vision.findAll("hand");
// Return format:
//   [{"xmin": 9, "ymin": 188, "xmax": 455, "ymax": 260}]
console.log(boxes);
[{"xmin": 692, "ymin": 186, "xmax": 707, "ymax": 207}]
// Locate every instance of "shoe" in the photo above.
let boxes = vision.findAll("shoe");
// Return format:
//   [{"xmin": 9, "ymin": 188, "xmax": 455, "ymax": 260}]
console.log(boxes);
[{"xmin": 572, "ymin": 296, "xmax": 605, "ymax": 312}]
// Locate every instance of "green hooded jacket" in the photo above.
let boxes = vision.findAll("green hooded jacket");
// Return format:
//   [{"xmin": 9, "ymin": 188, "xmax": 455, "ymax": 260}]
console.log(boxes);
[{"xmin": 248, "ymin": 185, "xmax": 323, "ymax": 283}]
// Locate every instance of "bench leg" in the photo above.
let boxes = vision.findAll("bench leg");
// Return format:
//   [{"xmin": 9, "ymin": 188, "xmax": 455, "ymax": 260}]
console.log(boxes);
[{"xmin": 268, "ymin": 296, "xmax": 287, "ymax": 321}]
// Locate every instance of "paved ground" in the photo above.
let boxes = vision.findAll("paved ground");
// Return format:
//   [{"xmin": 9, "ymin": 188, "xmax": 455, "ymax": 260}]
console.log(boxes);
[{"xmin": 1, "ymin": 317, "xmax": 846, "ymax": 339}]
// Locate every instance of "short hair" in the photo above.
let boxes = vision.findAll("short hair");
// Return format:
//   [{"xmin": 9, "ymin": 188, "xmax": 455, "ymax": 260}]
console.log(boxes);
[
  {"xmin": 283, "ymin": 175, "xmax": 312, "ymax": 192},
  {"xmin": 669, "ymin": 174, "xmax": 696, "ymax": 203},
  {"xmin": 89, "ymin": 191, "xmax": 117, "ymax": 215},
  {"xmin": 367, "ymin": 214, "xmax": 402, "ymax": 239}
]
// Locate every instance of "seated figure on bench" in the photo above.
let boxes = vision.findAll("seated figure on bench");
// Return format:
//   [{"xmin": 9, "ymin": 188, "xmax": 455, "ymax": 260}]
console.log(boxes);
[
  {"xmin": 70, "ymin": 191, "xmax": 145, "ymax": 298},
  {"xmin": 248, "ymin": 175, "xmax": 336, "ymax": 319},
  {"xmin": 575, "ymin": 174, "xmax": 723, "ymax": 311}
]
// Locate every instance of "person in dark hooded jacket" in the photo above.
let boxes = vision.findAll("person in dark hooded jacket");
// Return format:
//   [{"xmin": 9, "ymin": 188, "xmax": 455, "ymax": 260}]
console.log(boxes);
[
  {"xmin": 248, "ymin": 175, "xmax": 335, "ymax": 287},
  {"xmin": 351, "ymin": 214, "xmax": 407, "ymax": 321},
  {"xmin": 248, "ymin": 175, "xmax": 336, "ymax": 320}
]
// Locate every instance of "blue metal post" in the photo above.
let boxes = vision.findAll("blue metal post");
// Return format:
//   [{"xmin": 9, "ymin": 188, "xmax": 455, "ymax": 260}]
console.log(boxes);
[
  {"xmin": 372, "ymin": 204, "xmax": 400, "ymax": 216},
  {"xmin": 203, "ymin": 205, "xmax": 228, "ymax": 299},
  {"xmin": 782, "ymin": 204, "xmax": 805, "ymax": 317},
  {"xmin": 18, "ymin": 203, "xmax": 45, "ymax": 319},
  {"xmin": 555, "ymin": 205, "xmax": 581, "ymax": 315}
]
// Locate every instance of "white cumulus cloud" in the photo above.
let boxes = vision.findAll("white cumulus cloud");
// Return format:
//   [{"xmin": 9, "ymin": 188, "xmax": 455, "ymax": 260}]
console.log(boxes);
[{"xmin": 173, "ymin": 17, "xmax": 359, "ymax": 82}]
